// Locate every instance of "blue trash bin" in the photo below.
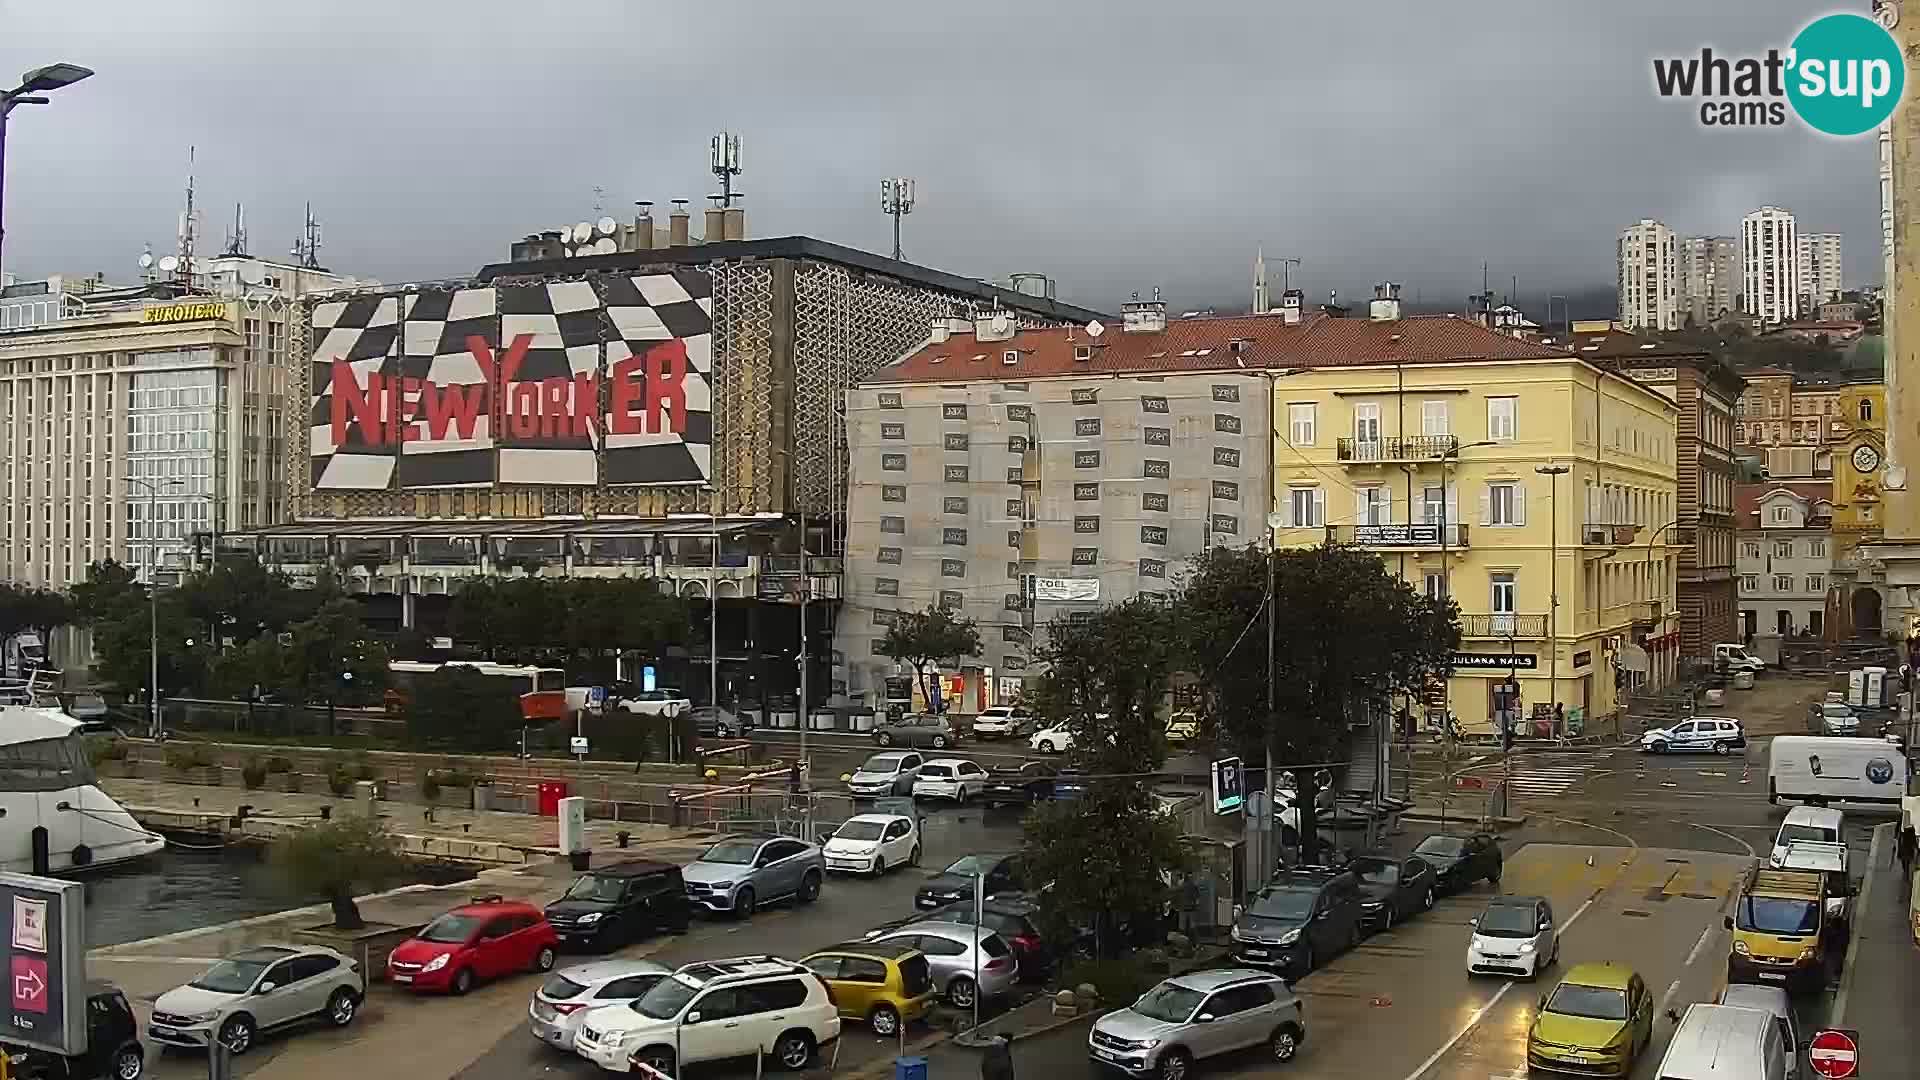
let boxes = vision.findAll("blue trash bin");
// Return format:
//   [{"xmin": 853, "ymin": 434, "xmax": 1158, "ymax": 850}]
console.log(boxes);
[{"xmin": 896, "ymin": 1055, "xmax": 929, "ymax": 1080}]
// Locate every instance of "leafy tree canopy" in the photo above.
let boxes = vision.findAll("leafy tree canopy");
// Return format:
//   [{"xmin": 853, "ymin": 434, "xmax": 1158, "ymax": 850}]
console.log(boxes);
[
  {"xmin": 269, "ymin": 816, "xmax": 407, "ymax": 929},
  {"xmin": 875, "ymin": 604, "xmax": 982, "ymax": 710},
  {"xmin": 407, "ymin": 665, "xmax": 523, "ymax": 751}
]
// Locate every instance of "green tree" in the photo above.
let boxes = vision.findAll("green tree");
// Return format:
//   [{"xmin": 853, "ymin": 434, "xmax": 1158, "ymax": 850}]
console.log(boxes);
[
  {"xmin": 282, "ymin": 599, "xmax": 390, "ymax": 734},
  {"xmin": 406, "ymin": 665, "xmax": 522, "ymax": 751},
  {"xmin": 269, "ymin": 816, "xmax": 407, "ymax": 929},
  {"xmin": 1022, "ymin": 598, "xmax": 1189, "ymax": 958},
  {"xmin": 0, "ymin": 583, "xmax": 73, "ymax": 646},
  {"xmin": 1176, "ymin": 545, "xmax": 1458, "ymax": 859},
  {"xmin": 876, "ymin": 604, "xmax": 983, "ymax": 710},
  {"xmin": 176, "ymin": 554, "xmax": 301, "ymax": 647},
  {"xmin": 69, "ymin": 560, "xmax": 144, "ymax": 624},
  {"xmin": 90, "ymin": 591, "xmax": 205, "ymax": 699},
  {"xmin": 449, "ymin": 579, "xmax": 509, "ymax": 660}
]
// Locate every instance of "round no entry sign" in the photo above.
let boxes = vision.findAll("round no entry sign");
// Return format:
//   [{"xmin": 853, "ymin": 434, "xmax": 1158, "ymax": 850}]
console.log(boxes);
[{"xmin": 1809, "ymin": 1028, "xmax": 1859, "ymax": 1079}]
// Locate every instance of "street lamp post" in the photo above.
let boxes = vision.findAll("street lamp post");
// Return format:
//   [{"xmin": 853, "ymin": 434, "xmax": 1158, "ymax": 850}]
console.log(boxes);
[
  {"xmin": 127, "ymin": 477, "xmax": 181, "ymax": 739},
  {"xmin": 1433, "ymin": 438, "xmax": 1498, "ymax": 824},
  {"xmin": 1536, "ymin": 465, "xmax": 1569, "ymax": 750},
  {"xmin": 0, "ymin": 63, "xmax": 94, "ymax": 279}
]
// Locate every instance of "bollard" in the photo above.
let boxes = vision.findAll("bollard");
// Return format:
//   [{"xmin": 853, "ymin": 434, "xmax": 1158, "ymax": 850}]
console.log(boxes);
[{"xmin": 617, "ymin": 830, "xmax": 631, "ymax": 848}]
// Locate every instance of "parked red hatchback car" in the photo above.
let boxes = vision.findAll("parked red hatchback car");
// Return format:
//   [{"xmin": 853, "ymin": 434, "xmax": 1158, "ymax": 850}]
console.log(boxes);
[{"xmin": 387, "ymin": 895, "xmax": 559, "ymax": 994}]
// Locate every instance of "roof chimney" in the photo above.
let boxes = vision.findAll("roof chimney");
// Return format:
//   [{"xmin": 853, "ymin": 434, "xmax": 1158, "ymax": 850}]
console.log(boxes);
[
  {"xmin": 929, "ymin": 317, "xmax": 953, "ymax": 344},
  {"xmin": 1121, "ymin": 289, "xmax": 1168, "ymax": 333},
  {"xmin": 1369, "ymin": 281, "xmax": 1402, "ymax": 322},
  {"xmin": 723, "ymin": 206, "xmax": 745, "ymax": 241},
  {"xmin": 974, "ymin": 310, "xmax": 1016, "ymax": 342},
  {"xmin": 669, "ymin": 200, "xmax": 691, "ymax": 247},
  {"xmin": 704, "ymin": 199, "xmax": 726, "ymax": 244},
  {"xmin": 631, "ymin": 202, "xmax": 654, "ymax": 251},
  {"xmin": 1279, "ymin": 289, "xmax": 1304, "ymax": 326}
]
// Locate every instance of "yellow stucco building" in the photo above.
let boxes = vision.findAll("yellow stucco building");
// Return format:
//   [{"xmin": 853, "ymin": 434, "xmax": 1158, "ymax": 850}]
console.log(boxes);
[
  {"xmin": 1268, "ymin": 349, "xmax": 1680, "ymax": 735},
  {"xmin": 1828, "ymin": 383, "xmax": 1889, "ymax": 634}
]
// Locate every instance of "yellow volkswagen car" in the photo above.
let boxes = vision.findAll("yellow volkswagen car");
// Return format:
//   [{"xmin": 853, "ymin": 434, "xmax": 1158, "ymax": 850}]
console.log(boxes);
[
  {"xmin": 800, "ymin": 941, "xmax": 936, "ymax": 1038},
  {"xmin": 1525, "ymin": 962, "xmax": 1654, "ymax": 1076}
]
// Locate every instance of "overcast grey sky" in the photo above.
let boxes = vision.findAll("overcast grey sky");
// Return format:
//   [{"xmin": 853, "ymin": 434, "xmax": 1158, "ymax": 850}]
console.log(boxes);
[{"xmin": 0, "ymin": 0, "xmax": 1882, "ymax": 314}]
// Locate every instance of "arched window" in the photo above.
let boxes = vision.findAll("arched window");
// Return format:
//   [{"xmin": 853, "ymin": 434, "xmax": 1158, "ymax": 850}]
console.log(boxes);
[{"xmin": 1859, "ymin": 398, "xmax": 1874, "ymax": 422}]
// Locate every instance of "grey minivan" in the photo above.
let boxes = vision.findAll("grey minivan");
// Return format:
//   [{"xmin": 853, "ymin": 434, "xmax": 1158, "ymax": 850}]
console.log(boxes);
[{"xmin": 679, "ymin": 835, "xmax": 825, "ymax": 917}]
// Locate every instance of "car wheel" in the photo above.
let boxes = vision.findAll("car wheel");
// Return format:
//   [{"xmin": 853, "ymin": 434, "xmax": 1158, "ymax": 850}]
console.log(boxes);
[
  {"xmin": 876, "ymin": 732, "xmax": 894, "ymax": 747},
  {"xmin": 636, "ymin": 1047, "xmax": 677, "ymax": 1077},
  {"xmin": 773, "ymin": 1030, "xmax": 815, "ymax": 1071},
  {"xmin": 452, "ymin": 967, "xmax": 475, "ymax": 995},
  {"xmin": 326, "ymin": 987, "xmax": 359, "ymax": 1027},
  {"xmin": 735, "ymin": 886, "xmax": 758, "ymax": 917},
  {"xmin": 799, "ymin": 870, "xmax": 823, "ymax": 903},
  {"xmin": 1157, "ymin": 1048, "xmax": 1192, "ymax": 1080},
  {"xmin": 947, "ymin": 976, "xmax": 978, "ymax": 1008},
  {"xmin": 869, "ymin": 1003, "xmax": 901, "ymax": 1037},
  {"xmin": 1038, "ymin": 739, "xmax": 1056, "ymax": 754},
  {"xmin": 1488, "ymin": 864, "xmax": 1502, "ymax": 886},
  {"xmin": 1651, "ymin": 740, "xmax": 1668, "ymax": 754},
  {"xmin": 1298, "ymin": 943, "xmax": 1315, "ymax": 974},
  {"xmin": 1423, "ymin": 887, "xmax": 1436, "ymax": 911},
  {"xmin": 872, "ymin": 854, "xmax": 887, "ymax": 876},
  {"xmin": 1271, "ymin": 1023, "xmax": 1303, "ymax": 1063},
  {"xmin": 534, "ymin": 945, "xmax": 558, "ymax": 972},
  {"xmin": 908, "ymin": 845, "xmax": 922, "ymax": 867},
  {"xmin": 1713, "ymin": 742, "xmax": 1730, "ymax": 756},
  {"xmin": 112, "ymin": 1044, "xmax": 144, "ymax": 1080},
  {"xmin": 217, "ymin": 1015, "xmax": 255, "ymax": 1056},
  {"xmin": 1382, "ymin": 906, "xmax": 1396, "ymax": 930},
  {"xmin": 1348, "ymin": 923, "xmax": 1362, "ymax": 950}
]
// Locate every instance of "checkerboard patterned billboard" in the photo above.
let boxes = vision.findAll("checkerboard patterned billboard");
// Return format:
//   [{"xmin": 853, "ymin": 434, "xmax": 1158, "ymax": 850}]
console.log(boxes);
[{"xmin": 307, "ymin": 271, "xmax": 713, "ymax": 489}]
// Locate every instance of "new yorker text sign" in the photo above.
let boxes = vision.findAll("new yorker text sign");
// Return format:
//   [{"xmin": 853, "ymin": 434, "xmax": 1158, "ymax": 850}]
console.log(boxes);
[{"xmin": 0, "ymin": 873, "xmax": 86, "ymax": 1056}]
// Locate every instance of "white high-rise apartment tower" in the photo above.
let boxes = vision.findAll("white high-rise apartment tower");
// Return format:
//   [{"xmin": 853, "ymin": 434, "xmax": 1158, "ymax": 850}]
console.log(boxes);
[
  {"xmin": 1617, "ymin": 219, "xmax": 1680, "ymax": 331},
  {"xmin": 1742, "ymin": 206, "xmax": 1800, "ymax": 324},
  {"xmin": 1679, "ymin": 235, "xmax": 1739, "ymax": 325},
  {"xmin": 1797, "ymin": 232, "xmax": 1844, "ymax": 311}
]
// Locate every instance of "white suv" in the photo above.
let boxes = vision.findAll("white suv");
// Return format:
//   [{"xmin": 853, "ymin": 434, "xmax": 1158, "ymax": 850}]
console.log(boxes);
[{"xmin": 573, "ymin": 956, "xmax": 839, "ymax": 1075}]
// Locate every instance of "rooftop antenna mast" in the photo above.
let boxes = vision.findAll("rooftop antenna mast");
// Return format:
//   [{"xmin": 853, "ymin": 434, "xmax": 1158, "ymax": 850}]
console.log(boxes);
[
  {"xmin": 222, "ymin": 202, "xmax": 248, "ymax": 258},
  {"xmin": 175, "ymin": 146, "xmax": 200, "ymax": 289},
  {"xmin": 292, "ymin": 202, "xmax": 323, "ymax": 270},
  {"xmin": 880, "ymin": 178, "xmax": 915, "ymax": 261},
  {"xmin": 710, "ymin": 131, "xmax": 742, "ymax": 208}
]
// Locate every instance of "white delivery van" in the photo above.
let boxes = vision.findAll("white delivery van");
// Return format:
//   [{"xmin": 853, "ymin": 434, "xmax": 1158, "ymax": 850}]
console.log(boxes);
[
  {"xmin": 1768, "ymin": 806, "xmax": 1844, "ymax": 866},
  {"xmin": 1715, "ymin": 643, "xmax": 1765, "ymax": 673},
  {"xmin": 1768, "ymin": 735, "xmax": 1909, "ymax": 812},
  {"xmin": 1654, "ymin": 1004, "xmax": 1787, "ymax": 1080}
]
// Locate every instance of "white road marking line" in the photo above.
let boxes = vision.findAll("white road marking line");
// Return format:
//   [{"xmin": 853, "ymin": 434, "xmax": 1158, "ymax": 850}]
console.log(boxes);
[
  {"xmin": 1399, "ymin": 890, "xmax": 1604, "ymax": 1080},
  {"xmin": 1685, "ymin": 821, "xmax": 1758, "ymax": 858},
  {"xmin": 1684, "ymin": 924, "xmax": 1714, "ymax": 968}
]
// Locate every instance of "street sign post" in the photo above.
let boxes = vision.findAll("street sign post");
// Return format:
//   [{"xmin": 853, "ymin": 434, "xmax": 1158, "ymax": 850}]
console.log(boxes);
[
  {"xmin": 0, "ymin": 872, "xmax": 85, "ymax": 1056},
  {"xmin": 1210, "ymin": 757, "xmax": 1245, "ymax": 814},
  {"xmin": 1808, "ymin": 1029, "xmax": 1859, "ymax": 1079}
]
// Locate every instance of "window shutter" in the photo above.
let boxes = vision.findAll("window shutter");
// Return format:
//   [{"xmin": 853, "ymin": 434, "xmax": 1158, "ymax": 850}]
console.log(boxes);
[
  {"xmin": 1354, "ymin": 490, "xmax": 1368, "ymax": 527},
  {"xmin": 1479, "ymin": 489, "xmax": 1492, "ymax": 526},
  {"xmin": 1446, "ymin": 483, "xmax": 1459, "ymax": 527},
  {"xmin": 1385, "ymin": 488, "xmax": 1397, "ymax": 525},
  {"xmin": 1312, "ymin": 488, "xmax": 1326, "ymax": 527},
  {"xmin": 1514, "ymin": 482, "xmax": 1528, "ymax": 526}
]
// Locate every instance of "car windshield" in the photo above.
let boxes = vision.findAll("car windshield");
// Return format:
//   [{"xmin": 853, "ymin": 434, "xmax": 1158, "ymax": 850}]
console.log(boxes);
[
  {"xmin": 632, "ymin": 975, "xmax": 701, "ymax": 1019},
  {"xmin": 1130, "ymin": 982, "xmax": 1205, "ymax": 1024},
  {"xmin": 189, "ymin": 957, "xmax": 272, "ymax": 994},
  {"xmin": 862, "ymin": 755, "xmax": 903, "ymax": 774},
  {"xmin": 1349, "ymin": 858, "xmax": 1399, "ymax": 885},
  {"xmin": 541, "ymin": 974, "xmax": 588, "ymax": 1000},
  {"xmin": 1779, "ymin": 824, "xmax": 1835, "ymax": 844},
  {"xmin": 1476, "ymin": 904, "xmax": 1539, "ymax": 937},
  {"xmin": 1737, "ymin": 896, "xmax": 1820, "ymax": 934},
  {"xmin": 418, "ymin": 913, "xmax": 483, "ymax": 943},
  {"xmin": 1546, "ymin": 984, "xmax": 1628, "ymax": 1021},
  {"xmin": 562, "ymin": 875, "xmax": 626, "ymax": 902},
  {"xmin": 835, "ymin": 821, "xmax": 886, "ymax": 841},
  {"xmin": 1415, "ymin": 836, "xmax": 1468, "ymax": 858},
  {"xmin": 701, "ymin": 840, "xmax": 762, "ymax": 865},
  {"xmin": 943, "ymin": 855, "xmax": 997, "ymax": 876},
  {"xmin": 1246, "ymin": 888, "xmax": 1318, "ymax": 920}
]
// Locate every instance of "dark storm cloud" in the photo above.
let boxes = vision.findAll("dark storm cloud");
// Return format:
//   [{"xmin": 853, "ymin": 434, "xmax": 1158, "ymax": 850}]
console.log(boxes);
[{"xmin": 0, "ymin": 0, "xmax": 1881, "ymax": 314}]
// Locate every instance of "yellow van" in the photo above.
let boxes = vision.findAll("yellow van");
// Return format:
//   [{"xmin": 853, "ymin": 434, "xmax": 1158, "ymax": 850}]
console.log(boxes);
[{"xmin": 1725, "ymin": 869, "xmax": 1827, "ymax": 993}]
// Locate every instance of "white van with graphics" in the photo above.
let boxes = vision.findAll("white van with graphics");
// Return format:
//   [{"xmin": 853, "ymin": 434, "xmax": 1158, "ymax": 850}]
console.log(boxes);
[{"xmin": 1767, "ymin": 735, "xmax": 1909, "ymax": 812}]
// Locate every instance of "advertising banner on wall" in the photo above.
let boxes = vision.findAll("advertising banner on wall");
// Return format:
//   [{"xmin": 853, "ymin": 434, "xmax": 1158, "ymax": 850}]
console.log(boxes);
[{"xmin": 307, "ymin": 271, "xmax": 713, "ymax": 490}]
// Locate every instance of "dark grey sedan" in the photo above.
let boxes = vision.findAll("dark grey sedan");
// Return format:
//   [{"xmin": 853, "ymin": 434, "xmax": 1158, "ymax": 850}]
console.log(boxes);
[
  {"xmin": 1348, "ymin": 854, "xmax": 1438, "ymax": 930},
  {"xmin": 873, "ymin": 713, "xmax": 962, "ymax": 749}
]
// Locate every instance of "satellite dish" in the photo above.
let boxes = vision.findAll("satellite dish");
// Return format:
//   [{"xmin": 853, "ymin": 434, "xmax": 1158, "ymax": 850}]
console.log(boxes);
[
  {"xmin": 158, "ymin": 256, "xmax": 179, "ymax": 272},
  {"xmin": 1265, "ymin": 511, "xmax": 1287, "ymax": 531},
  {"xmin": 596, "ymin": 216, "xmax": 617, "ymax": 237},
  {"xmin": 593, "ymin": 237, "xmax": 617, "ymax": 255},
  {"xmin": 1085, "ymin": 320, "xmax": 1105, "ymax": 338},
  {"xmin": 138, "ymin": 253, "xmax": 154, "ymax": 269},
  {"xmin": 1887, "ymin": 465, "xmax": 1908, "ymax": 491},
  {"xmin": 573, "ymin": 222, "xmax": 593, "ymax": 244},
  {"xmin": 240, "ymin": 262, "xmax": 267, "ymax": 285},
  {"xmin": 564, "ymin": 247, "xmax": 577, "ymax": 259}
]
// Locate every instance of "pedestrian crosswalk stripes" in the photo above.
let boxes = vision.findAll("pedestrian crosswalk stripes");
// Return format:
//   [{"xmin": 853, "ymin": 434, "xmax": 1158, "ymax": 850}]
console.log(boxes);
[{"xmin": 1484, "ymin": 756, "xmax": 1603, "ymax": 800}]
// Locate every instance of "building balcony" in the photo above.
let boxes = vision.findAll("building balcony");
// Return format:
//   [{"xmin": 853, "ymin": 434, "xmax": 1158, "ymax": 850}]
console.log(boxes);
[
  {"xmin": 1581, "ymin": 522, "xmax": 1641, "ymax": 547},
  {"xmin": 1326, "ymin": 523, "xmax": 1468, "ymax": 549},
  {"xmin": 1459, "ymin": 613, "xmax": 1548, "ymax": 639},
  {"xmin": 1335, "ymin": 434, "xmax": 1460, "ymax": 464}
]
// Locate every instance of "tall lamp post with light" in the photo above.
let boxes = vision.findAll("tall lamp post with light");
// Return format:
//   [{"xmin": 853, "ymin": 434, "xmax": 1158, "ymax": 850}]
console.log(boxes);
[{"xmin": 0, "ymin": 62, "xmax": 94, "ymax": 278}]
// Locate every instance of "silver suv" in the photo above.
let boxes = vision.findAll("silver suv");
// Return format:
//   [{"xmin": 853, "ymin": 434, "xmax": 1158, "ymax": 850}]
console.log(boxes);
[
  {"xmin": 148, "ymin": 945, "xmax": 364, "ymax": 1055},
  {"xmin": 680, "ymin": 835, "xmax": 826, "ymax": 916},
  {"xmin": 1089, "ymin": 969, "xmax": 1304, "ymax": 1079}
]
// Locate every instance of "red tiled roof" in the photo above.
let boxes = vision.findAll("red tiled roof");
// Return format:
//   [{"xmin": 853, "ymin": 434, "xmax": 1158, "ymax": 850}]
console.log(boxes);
[
  {"xmin": 1734, "ymin": 480, "xmax": 1833, "ymax": 524},
  {"xmin": 1547, "ymin": 326, "xmax": 1706, "ymax": 360},
  {"xmin": 865, "ymin": 312, "xmax": 1570, "ymax": 385}
]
